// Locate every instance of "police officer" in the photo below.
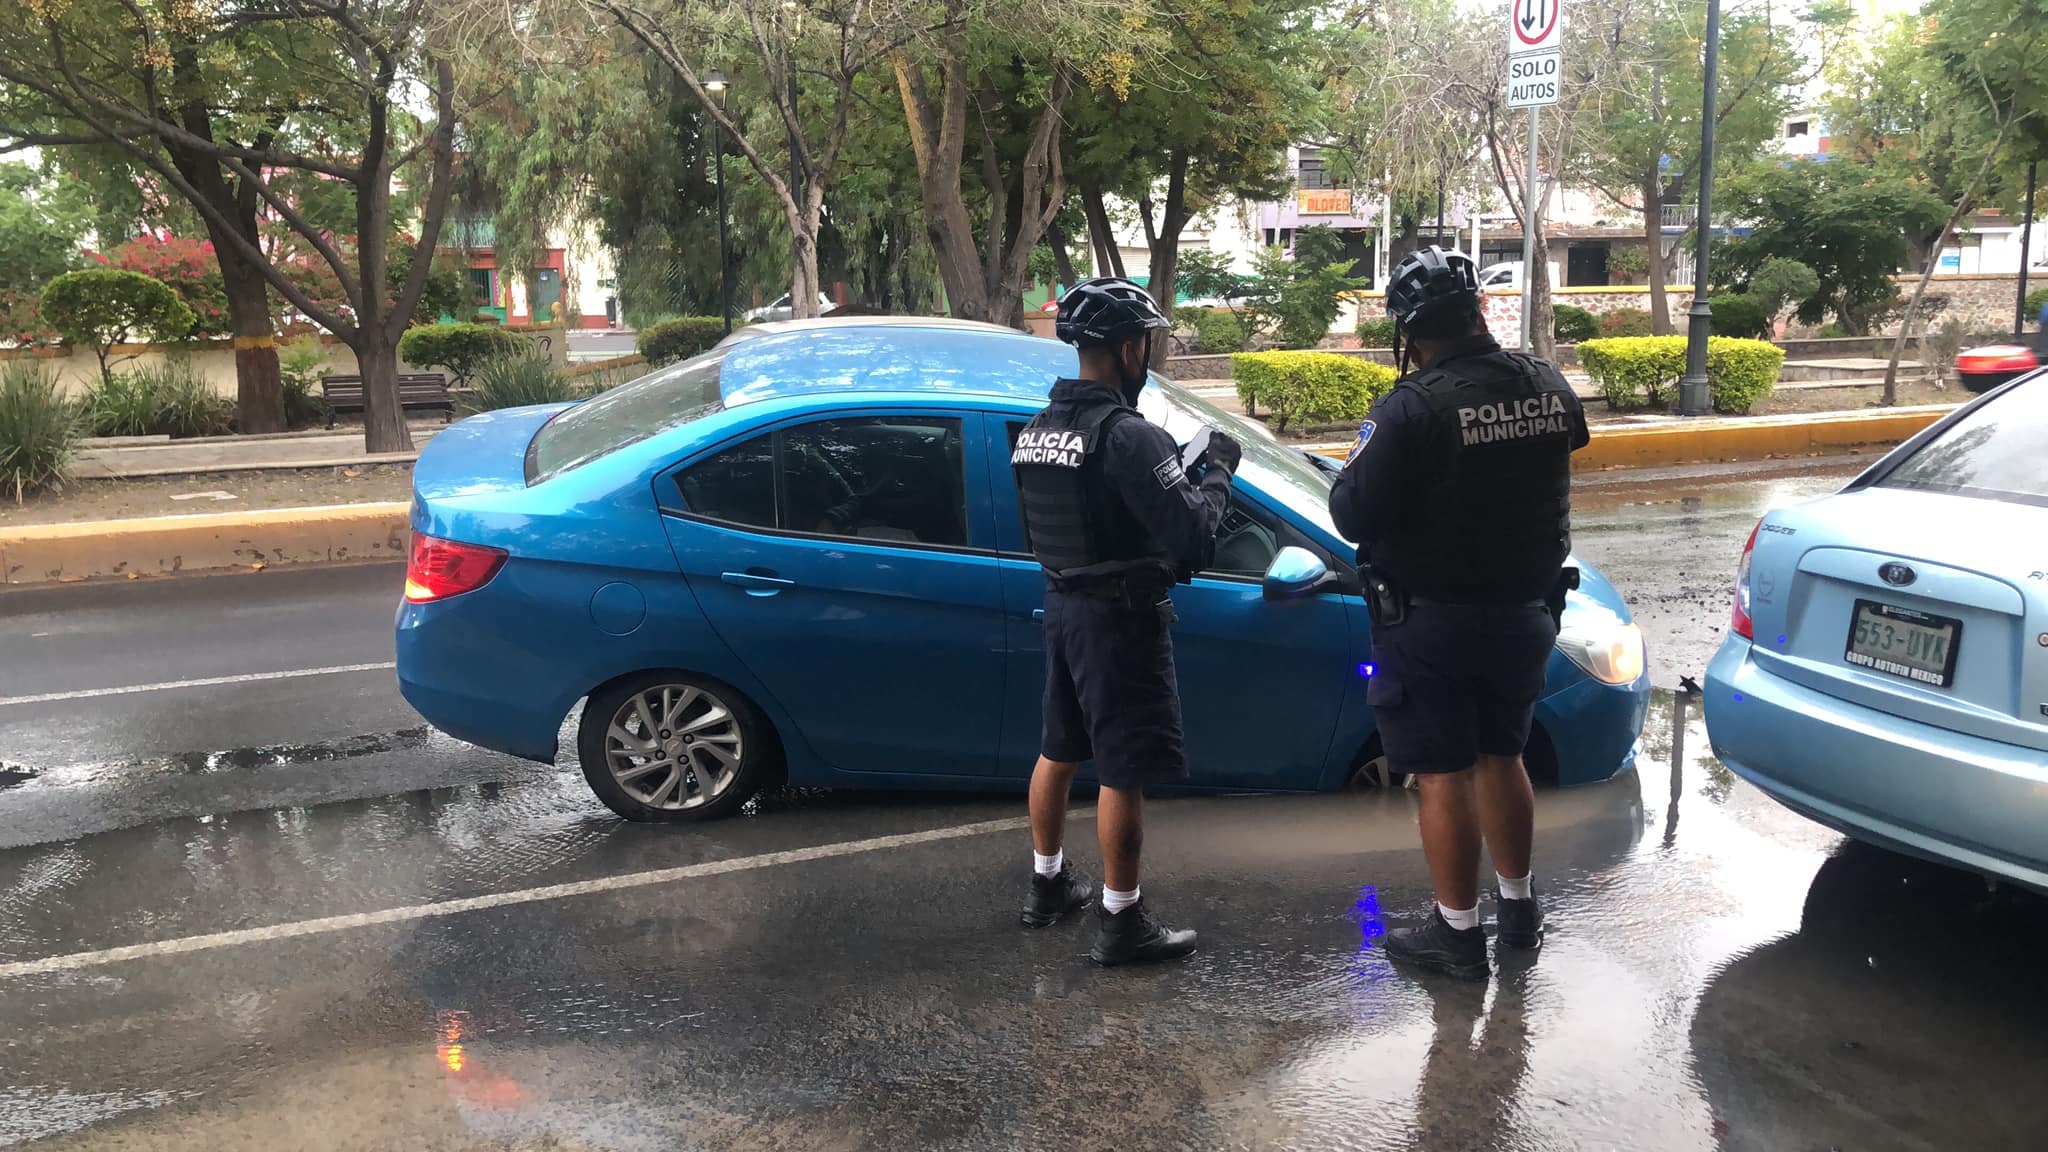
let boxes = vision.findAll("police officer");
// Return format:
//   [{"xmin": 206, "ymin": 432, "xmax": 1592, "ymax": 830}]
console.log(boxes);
[
  {"xmin": 1330, "ymin": 247, "xmax": 1589, "ymax": 980},
  {"xmin": 1012, "ymin": 276, "xmax": 1241, "ymax": 966}
]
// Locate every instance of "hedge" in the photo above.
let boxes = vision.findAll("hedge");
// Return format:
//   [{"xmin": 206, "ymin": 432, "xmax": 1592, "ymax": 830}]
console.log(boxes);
[
  {"xmin": 1355, "ymin": 315, "xmax": 1398, "ymax": 349},
  {"xmin": 2027, "ymin": 286, "xmax": 2048, "ymax": 322},
  {"xmin": 1552, "ymin": 304, "xmax": 1598, "ymax": 344},
  {"xmin": 1708, "ymin": 293, "xmax": 1773, "ymax": 341},
  {"xmin": 637, "ymin": 316, "xmax": 727, "ymax": 364},
  {"xmin": 1597, "ymin": 308, "xmax": 1656, "ymax": 338},
  {"xmin": 1182, "ymin": 307, "xmax": 1249, "ymax": 354},
  {"xmin": 1577, "ymin": 335, "xmax": 1785, "ymax": 414},
  {"xmin": 1230, "ymin": 351, "xmax": 1397, "ymax": 432},
  {"xmin": 398, "ymin": 323, "xmax": 525, "ymax": 386}
]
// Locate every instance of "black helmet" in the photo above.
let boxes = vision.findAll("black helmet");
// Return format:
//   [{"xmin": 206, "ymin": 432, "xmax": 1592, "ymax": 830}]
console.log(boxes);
[
  {"xmin": 1055, "ymin": 277, "xmax": 1171, "ymax": 348},
  {"xmin": 1385, "ymin": 247, "xmax": 1481, "ymax": 330}
]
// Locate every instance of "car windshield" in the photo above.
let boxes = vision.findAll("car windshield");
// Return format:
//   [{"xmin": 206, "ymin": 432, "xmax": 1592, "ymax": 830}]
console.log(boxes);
[
  {"xmin": 1876, "ymin": 374, "xmax": 2048, "ymax": 508},
  {"xmin": 527, "ymin": 352, "xmax": 726, "ymax": 483},
  {"xmin": 1139, "ymin": 377, "xmax": 1354, "ymax": 548}
]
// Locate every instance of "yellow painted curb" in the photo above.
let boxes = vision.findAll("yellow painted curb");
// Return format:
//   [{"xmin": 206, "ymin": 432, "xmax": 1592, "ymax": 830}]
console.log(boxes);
[
  {"xmin": 1310, "ymin": 405, "xmax": 1959, "ymax": 471},
  {"xmin": 0, "ymin": 502, "xmax": 410, "ymax": 586}
]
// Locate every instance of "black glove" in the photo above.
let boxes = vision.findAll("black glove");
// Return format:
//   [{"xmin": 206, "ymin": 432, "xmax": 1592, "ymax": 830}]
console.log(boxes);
[{"xmin": 1206, "ymin": 429, "xmax": 1243, "ymax": 477}]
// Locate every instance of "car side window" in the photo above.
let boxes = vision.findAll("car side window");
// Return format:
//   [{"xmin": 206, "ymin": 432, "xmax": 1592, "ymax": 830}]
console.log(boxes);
[
  {"xmin": 677, "ymin": 435, "xmax": 776, "ymax": 528},
  {"xmin": 1210, "ymin": 497, "xmax": 1288, "ymax": 577},
  {"xmin": 781, "ymin": 417, "xmax": 967, "ymax": 546}
]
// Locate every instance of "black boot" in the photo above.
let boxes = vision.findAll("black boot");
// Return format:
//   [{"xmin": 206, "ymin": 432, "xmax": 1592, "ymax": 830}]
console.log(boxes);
[
  {"xmin": 1495, "ymin": 889, "xmax": 1543, "ymax": 950},
  {"xmin": 1021, "ymin": 862, "xmax": 1093, "ymax": 928},
  {"xmin": 1381, "ymin": 907, "xmax": 1489, "ymax": 980},
  {"xmin": 1090, "ymin": 898, "xmax": 1197, "ymax": 966}
]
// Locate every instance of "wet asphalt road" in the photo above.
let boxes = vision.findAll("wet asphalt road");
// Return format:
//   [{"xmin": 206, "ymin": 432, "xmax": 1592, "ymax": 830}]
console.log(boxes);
[{"xmin": 4, "ymin": 457, "xmax": 2045, "ymax": 1150}]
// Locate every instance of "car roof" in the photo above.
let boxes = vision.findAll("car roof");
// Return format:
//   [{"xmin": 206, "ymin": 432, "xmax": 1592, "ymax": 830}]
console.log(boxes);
[{"xmin": 713, "ymin": 318, "xmax": 1077, "ymax": 407}]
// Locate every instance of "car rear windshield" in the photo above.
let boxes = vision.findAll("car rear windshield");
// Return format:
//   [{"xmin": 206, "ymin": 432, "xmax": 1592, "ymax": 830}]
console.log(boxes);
[
  {"xmin": 1877, "ymin": 376, "xmax": 2048, "ymax": 508},
  {"xmin": 527, "ymin": 353, "xmax": 725, "ymax": 483}
]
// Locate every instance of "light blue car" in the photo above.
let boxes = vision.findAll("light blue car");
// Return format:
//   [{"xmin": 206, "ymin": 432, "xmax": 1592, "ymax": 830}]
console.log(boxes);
[
  {"xmin": 1705, "ymin": 369, "xmax": 2048, "ymax": 892},
  {"xmin": 397, "ymin": 318, "xmax": 1649, "ymax": 821}
]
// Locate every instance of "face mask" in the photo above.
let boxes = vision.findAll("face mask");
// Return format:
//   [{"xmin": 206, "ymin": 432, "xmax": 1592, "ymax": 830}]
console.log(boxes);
[{"xmin": 1120, "ymin": 333, "xmax": 1151, "ymax": 404}]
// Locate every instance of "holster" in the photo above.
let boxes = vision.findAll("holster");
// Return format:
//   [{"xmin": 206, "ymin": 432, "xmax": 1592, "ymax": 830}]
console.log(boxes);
[
  {"xmin": 1547, "ymin": 566, "xmax": 1581, "ymax": 629},
  {"xmin": 1359, "ymin": 563, "xmax": 1409, "ymax": 628}
]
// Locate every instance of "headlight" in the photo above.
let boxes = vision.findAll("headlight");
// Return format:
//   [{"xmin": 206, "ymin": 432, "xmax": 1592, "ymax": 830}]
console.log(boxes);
[{"xmin": 1556, "ymin": 621, "xmax": 1645, "ymax": 685}]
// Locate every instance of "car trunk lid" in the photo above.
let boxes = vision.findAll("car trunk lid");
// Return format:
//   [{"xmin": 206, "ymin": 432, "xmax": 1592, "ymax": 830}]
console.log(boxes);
[
  {"xmin": 1748, "ymin": 486, "xmax": 2048, "ymax": 752},
  {"xmin": 410, "ymin": 403, "xmax": 571, "ymax": 505}
]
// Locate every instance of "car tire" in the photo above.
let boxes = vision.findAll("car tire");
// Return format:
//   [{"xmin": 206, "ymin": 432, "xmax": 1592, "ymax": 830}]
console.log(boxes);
[{"xmin": 578, "ymin": 672, "xmax": 777, "ymax": 822}]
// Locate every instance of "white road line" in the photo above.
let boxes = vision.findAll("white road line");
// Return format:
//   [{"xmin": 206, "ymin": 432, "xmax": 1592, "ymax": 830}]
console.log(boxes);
[
  {"xmin": 0, "ymin": 662, "xmax": 397, "ymax": 708},
  {"xmin": 0, "ymin": 812, "xmax": 1043, "ymax": 980}
]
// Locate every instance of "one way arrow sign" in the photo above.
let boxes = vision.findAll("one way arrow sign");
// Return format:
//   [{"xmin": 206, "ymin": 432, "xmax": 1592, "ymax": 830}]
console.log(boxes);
[{"xmin": 1509, "ymin": 0, "xmax": 1561, "ymax": 52}]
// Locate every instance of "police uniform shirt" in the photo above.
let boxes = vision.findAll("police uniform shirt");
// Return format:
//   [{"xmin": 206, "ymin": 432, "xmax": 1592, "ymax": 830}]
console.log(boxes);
[{"xmin": 1330, "ymin": 335, "xmax": 1589, "ymax": 604}]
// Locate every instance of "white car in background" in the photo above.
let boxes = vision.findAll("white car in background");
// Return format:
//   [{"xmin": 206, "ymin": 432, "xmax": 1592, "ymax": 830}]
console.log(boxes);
[{"xmin": 743, "ymin": 293, "xmax": 838, "ymax": 323}]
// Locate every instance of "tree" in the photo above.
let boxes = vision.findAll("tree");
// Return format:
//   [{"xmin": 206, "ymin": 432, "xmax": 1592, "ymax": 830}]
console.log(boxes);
[
  {"xmin": 0, "ymin": 0, "xmax": 461, "ymax": 451},
  {"xmin": 107, "ymin": 234, "xmax": 230, "ymax": 338},
  {"xmin": 1579, "ymin": 0, "xmax": 1809, "ymax": 332},
  {"xmin": 1717, "ymin": 158, "xmax": 1947, "ymax": 335},
  {"xmin": 40, "ymin": 268, "xmax": 193, "ymax": 383},
  {"xmin": 0, "ymin": 162, "xmax": 92, "ymax": 345}
]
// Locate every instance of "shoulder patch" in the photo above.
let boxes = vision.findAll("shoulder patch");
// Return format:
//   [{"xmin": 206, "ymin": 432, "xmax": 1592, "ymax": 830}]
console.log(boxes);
[
  {"xmin": 1012, "ymin": 428, "xmax": 1087, "ymax": 469},
  {"xmin": 1343, "ymin": 419, "xmax": 1377, "ymax": 465},
  {"xmin": 1153, "ymin": 454, "xmax": 1186, "ymax": 489}
]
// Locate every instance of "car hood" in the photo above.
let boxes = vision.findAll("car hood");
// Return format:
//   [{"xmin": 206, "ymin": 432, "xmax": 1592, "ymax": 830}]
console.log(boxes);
[{"xmin": 411, "ymin": 403, "xmax": 572, "ymax": 503}]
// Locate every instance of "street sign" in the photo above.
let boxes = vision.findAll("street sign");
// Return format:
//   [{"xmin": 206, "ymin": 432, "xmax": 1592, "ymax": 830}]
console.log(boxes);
[
  {"xmin": 1506, "ymin": 48, "xmax": 1562, "ymax": 108},
  {"xmin": 1510, "ymin": 0, "xmax": 1561, "ymax": 53}
]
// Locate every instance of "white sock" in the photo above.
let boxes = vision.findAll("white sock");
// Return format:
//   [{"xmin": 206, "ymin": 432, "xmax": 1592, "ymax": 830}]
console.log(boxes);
[
  {"xmin": 1438, "ymin": 902, "xmax": 1480, "ymax": 932},
  {"xmin": 1102, "ymin": 885, "xmax": 1141, "ymax": 914},
  {"xmin": 1033, "ymin": 849, "xmax": 1063, "ymax": 877},
  {"xmin": 1497, "ymin": 872, "xmax": 1533, "ymax": 901}
]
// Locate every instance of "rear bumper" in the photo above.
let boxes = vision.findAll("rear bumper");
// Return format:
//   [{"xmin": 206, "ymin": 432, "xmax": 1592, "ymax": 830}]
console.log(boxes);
[
  {"xmin": 396, "ymin": 597, "xmax": 573, "ymax": 764},
  {"xmin": 1704, "ymin": 637, "xmax": 2048, "ymax": 893}
]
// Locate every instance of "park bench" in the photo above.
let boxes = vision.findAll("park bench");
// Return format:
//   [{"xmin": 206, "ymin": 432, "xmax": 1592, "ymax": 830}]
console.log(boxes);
[{"xmin": 319, "ymin": 373, "xmax": 454, "ymax": 428}]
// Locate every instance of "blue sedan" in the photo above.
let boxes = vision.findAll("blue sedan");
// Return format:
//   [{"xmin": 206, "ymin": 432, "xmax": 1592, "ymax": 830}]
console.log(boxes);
[
  {"xmin": 396, "ymin": 318, "xmax": 1650, "ymax": 821},
  {"xmin": 1705, "ymin": 369, "xmax": 2048, "ymax": 892}
]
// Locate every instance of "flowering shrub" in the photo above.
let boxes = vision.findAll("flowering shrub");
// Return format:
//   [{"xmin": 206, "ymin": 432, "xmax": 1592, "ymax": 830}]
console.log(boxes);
[{"xmin": 108, "ymin": 235, "xmax": 232, "ymax": 338}]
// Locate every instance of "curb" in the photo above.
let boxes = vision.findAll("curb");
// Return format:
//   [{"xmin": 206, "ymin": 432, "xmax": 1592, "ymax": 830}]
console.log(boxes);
[
  {"xmin": 1306, "ymin": 404, "xmax": 1958, "ymax": 470},
  {"xmin": 0, "ymin": 502, "xmax": 410, "ymax": 586}
]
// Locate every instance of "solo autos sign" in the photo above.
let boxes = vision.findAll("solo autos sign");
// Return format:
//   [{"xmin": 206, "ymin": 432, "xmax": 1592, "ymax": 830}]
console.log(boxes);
[{"xmin": 1506, "ymin": 48, "xmax": 1563, "ymax": 108}]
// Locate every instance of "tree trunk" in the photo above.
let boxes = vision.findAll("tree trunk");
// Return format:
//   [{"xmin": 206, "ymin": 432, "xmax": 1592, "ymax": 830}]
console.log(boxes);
[
  {"xmin": 1047, "ymin": 220, "xmax": 1080, "ymax": 288},
  {"xmin": 354, "ymin": 328, "xmax": 411, "ymax": 454},
  {"xmin": 791, "ymin": 229, "xmax": 824, "ymax": 318},
  {"xmin": 1080, "ymin": 181, "xmax": 1125, "ymax": 278},
  {"xmin": 894, "ymin": 52, "xmax": 989, "ymax": 321},
  {"xmin": 1145, "ymin": 149, "xmax": 1191, "ymax": 369},
  {"xmin": 1529, "ymin": 232, "xmax": 1557, "ymax": 361},
  {"xmin": 218, "ymin": 251, "xmax": 283, "ymax": 433},
  {"xmin": 1644, "ymin": 175, "xmax": 1672, "ymax": 336}
]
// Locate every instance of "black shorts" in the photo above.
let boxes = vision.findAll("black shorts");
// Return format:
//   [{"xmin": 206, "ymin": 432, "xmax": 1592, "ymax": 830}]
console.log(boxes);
[
  {"xmin": 1040, "ymin": 589, "xmax": 1187, "ymax": 789},
  {"xmin": 1368, "ymin": 603, "xmax": 1558, "ymax": 775}
]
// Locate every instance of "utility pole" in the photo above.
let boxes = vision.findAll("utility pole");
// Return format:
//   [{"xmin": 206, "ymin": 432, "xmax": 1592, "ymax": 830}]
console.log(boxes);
[
  {"xmin": 1677, "ymin": 0, "xmax": 1723, "ymax": 417},
  {"xmin": 1520, "ymin": 107, "xmax": 1540, "ymax": 351},
  {"xmin": 706, "ymin": 71, "xmax": 733, "ymax": 336}
]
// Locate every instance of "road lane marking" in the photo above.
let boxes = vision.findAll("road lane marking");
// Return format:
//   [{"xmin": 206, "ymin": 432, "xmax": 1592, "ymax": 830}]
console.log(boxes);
[
  {"xmin": 0, "ymin": 662, "xmax": 397, "ymax": 708},
  {"xmin": 0, "ymin": 812, "xmax": 1048, "ymax": 979}
]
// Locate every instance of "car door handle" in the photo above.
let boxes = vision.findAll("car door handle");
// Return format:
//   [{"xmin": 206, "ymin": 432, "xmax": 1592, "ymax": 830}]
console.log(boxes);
[
  {"xmin": 1031, "ymin": 609, "xmax": 1045, "ymax": 623},
  {"xmin": 721, "ymin": 571, "xmax": 796, "ymax": 596}
]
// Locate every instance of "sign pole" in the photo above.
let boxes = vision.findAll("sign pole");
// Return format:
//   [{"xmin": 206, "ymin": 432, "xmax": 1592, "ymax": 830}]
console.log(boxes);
[{"xmin": 1521, "ymin": 105, "xmax": 1540, "ymax": 351}]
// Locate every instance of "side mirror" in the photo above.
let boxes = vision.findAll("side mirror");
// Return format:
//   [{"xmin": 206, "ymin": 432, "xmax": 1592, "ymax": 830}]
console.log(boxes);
[{"xmin": 1263, "ymin": 546, "xmax": 1339, "ymax": 601}]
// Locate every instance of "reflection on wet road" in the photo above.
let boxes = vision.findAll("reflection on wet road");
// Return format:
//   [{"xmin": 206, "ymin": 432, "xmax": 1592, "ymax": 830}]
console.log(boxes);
[{"xmin": 3, "ymin": 687, "xmax": 2043, "ymax": 1151}]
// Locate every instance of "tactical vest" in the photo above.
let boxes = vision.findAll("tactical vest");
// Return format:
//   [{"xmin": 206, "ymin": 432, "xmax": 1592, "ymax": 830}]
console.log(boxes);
[
  {"xmin": 1011, "ymin": 393, "xmax": 1167, "ymax": 586},
  {"xmin": 1386, "ymin": 350, "xmax": 1577, "ymax": 601}
]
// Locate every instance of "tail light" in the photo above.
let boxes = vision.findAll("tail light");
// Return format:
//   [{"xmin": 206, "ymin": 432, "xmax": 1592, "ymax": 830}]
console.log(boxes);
[
  {"xmin": 1732, "ymin": 519, "xmax": 1761, "ymax": 639},
  {"xmin": 405, "ymin": 533, "xmax": 507, "ymax": 603}
]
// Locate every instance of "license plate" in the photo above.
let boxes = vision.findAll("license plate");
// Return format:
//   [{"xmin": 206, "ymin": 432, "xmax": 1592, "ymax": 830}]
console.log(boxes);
[{"xmin": 1844, "ymin": 600, "xmax": 1962, "ymax": 688}]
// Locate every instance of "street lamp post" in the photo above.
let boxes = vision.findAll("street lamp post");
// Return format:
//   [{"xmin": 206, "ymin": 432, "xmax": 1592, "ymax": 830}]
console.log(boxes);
[
  {"xmin": 1677, "ymin": 0, "xmax": 1722, "ymax": 417},
  {"xmin": 2015, "ymin": 158, "xmax": 2037, "ymax": 342},
  {"xmin": 706, "ymin": 70, "xmax": 734, "ymax": 336}
]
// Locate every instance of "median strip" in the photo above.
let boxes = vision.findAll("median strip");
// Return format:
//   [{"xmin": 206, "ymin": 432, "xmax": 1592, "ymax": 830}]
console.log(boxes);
[{"xmin": 0, "ymin": 502, "xmax": 411, "ymax": 587}]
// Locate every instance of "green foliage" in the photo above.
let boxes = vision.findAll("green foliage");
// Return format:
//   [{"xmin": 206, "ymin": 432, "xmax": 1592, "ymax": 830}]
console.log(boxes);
[
  {"xmin": 1237, "ymin": 233, "xmax": 1364, "ymax": 351},
  {"xmin": 1552, "ymin": 305, "xmax": 1599, "ymax": 344},
  {"xmin": 1175, "ymin": 250, "xmax": 1244, "ymax": 305},
  {"xmin": 1606, "ymin": 247, "xmax": 1650, "ymax": 284},
  {"xmin": 637, "ymin": 317, "xmax": 728, "ymax": 365},
  {"xmin": 1577, "ymin": 336, "xmax": 1784, "ymax": 413},
  {"xmin": 1598, "ymin": 309, "xmax": 1656, "ymax": 338},
  {"xmin": 1708, "ymin": 294, "xmax": 1774, "ymax": 341},
  {"xmin": 40, "ymin": 269, "xmax": 195, "ymax": 383},
  {"xmin": 1816, "ymin": 322, "xmax": 1850, "ymax": 338},
  {"xmin": 1718, "ymin": 159, "xmax": 1947, "ymax": 332},
  {"xmin": 398, "ymin": 324, "xmax": 525, "ymax": 386},
  {"xmin": 1356, "ymin": 316, "xmax": 1398, "ymax": 348},
  {"xmin": 0, "ymin": 358, "xmax": 81, "ymax": 502},
  {"xmin": 278, "ymin": 337, "xmax": 330, "ymax": 430},
  {"xmin": 1183, "ymin": 308, "xmax": 1249, "ymax": 354},
  {"xmin": 387, "ymin": 247, "xmax": 476, "ymax": 326},
  {"xmin": 1746, "ymin": 258, "xmax": 1821, "ymax": 315},
  {"xmin": 2026, "ymin": 286, "xmax": 2048, "ymax": 321},
  {"xmin": 82, "ymin": 360, "xmax": 232, "ymax": 438},
  {"xmin": 0, "ymin": 164, "xmax": 93, "ymax": 345},
  {"xmin": 465, "ymin": 354, "xmax": 580, "ymax": 413},
  {"xmin": 1230, "ymin": 351, "xmax": 1397, "ymax": 432}
]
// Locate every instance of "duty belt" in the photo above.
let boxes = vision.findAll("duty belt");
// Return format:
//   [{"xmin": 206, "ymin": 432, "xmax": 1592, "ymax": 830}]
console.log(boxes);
[{"xmin": 1048, "ymin": 570, "xmax": 1173, "ymax": 608}]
